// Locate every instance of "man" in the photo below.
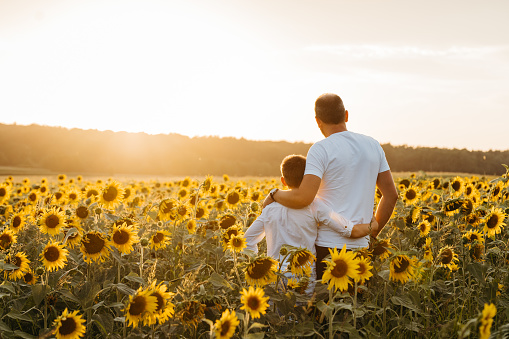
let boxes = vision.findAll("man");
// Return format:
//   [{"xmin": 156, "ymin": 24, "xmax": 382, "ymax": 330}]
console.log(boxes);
[{"xmin": 264, "ymin": 93, "xmax": 398, "ymax": 279}]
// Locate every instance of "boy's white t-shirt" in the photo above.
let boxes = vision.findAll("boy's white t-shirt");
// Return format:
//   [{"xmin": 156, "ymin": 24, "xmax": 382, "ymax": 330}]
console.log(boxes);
[
  {"xmin": 305, "ymin": 130, "xmax": 390, "ymax": 249},
  {"xmin": 244, "ymin": 198, "xmax": 354, "ymax": 264}
]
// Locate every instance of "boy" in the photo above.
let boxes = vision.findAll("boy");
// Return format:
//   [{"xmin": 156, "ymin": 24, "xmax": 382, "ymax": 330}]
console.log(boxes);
[{"xmin": 244, "ymin": 154, "xmax": 377, "ymax": 292}]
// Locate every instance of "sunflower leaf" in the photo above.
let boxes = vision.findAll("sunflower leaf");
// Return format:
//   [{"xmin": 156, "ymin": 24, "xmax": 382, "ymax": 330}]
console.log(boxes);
[
  {"xmin": 124, "ymin": 273, "xmax": 144, "ymax": 285},
  {"xmin": 208, "ymin": 272, "xmax": 233, "ymax": 290},
  {"xmin": 6, "ymin": 310, "xmax": 32, "ymax": 322},
  {"xmin": 13, "ymin": 331, "xmax": 36, "ymax": 339},
  {"xmin": 114, "ymin": 283, "xmax": 136, "ymax": 296},
  {"xmin": 0, "ymin": 320, "xmax": 12, "ymax": 333},
  {"xmin": 31, "ymin": 284, "xmax": 50, "ymax": 306},
  {"xmin": 0, "ymin": 281, "xmax": 15, "ymax": 293}
]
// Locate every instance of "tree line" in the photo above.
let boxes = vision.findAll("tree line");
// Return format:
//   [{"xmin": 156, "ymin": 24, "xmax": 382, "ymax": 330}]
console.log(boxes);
[{"xmin": 0, "ymin": 123, "xmax": 507, "ymax": 177}]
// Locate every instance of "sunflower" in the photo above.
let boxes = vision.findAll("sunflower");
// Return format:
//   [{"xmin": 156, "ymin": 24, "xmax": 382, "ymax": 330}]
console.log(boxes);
[
  {"xmin": 80, "ymin": 231, "xmax": 111, "ymax": 264},
  {"xmin": 355, "ymin": 256, "xmax": 373, "ymax": 284},
  {"xmin": 75, "ymin": 205, "xmax": 90, "ymax": 220},
  {"xmin": 322, "ymin": 245, "xmax": 360, "ymax": 292},
  {"xmin": 222, "ymin": 225, "xmax": 242, "ymax": 250},
  {"xmin": 245, "ymin": 256, "xmax": 278, "ymax": 286},
  {"xmin": 225, "ymin": 190, "xmax": 242, "ymax": 209},
  {"xmin": 402, "ymin": 187, "xmax": 420, "ymax": 205},
  {"xmin": 214, "ymin": 309, "xmax": 239, "ymax": 339},
  {"xmin": 240, "ymin": 286, "xmax": 269, "ymax": 319},
  {"xmin": 416, "ymin": 220, "xmax": 431, "ymax": 237},
  {"xmin": 57, "ymin": 174, "xmax": 67, "ymax": 182},
  {"xmin": 149, "ymin": 230, "xmax": 172, "ymax": 250},
  {"xmin": 449, "ymin": 176, "xmax": 465, "ymax": 197},
  {"xmin": 9, "ymin": 212, "xmax": 26, "ymax": 234},
  {"xmin": 201, "ymin": 175, "xmax": 213, "ymax": 192},
  {"xmin": 110, "ymin": 223, "xmax": 139, "ymax": 255},
  {"xmin": 462, "ymin": 230, "xmax": 484, "ymax": 249},
  {"xmin": 26, "ymin": 190, "xmax": 40, "ymax": 205},
  {"xmin": 442, "ymin": 198, "xmax": 463, "ymax": 216},
  {"xmin": 3, "ymin": 252, "xmax": 30, "ymax": 280},
  {"xmin": 98, "ymin": 181, "xmax": 124, "ymax": 209},
  {"xmin": 0, "ymin": 228, "xmax": 17, "ymax": 250},
  {"xmin": 39, "ymin": 207, "xmax": 66, "ymax": 236},
  {"xmin": 186, "ymin": 219, "xmax": 197, "ymax": 235},
  {"xmin": 66, "ymin": 188, "xmax": 82, "ymax": 205},
  {"xmin": 23, "ymin": 269, "xmax": 37, "ymax": 285},
  {"xmin": 227, "ymin": 234, "xmax": 247, "ymax": 253},
  {"xmin": 389, "ymin": 254, "xmax": 416, "ymax": 283},
  {"xmin": 41, "ymin": 241, "xmax": 69, "ymax": 272},
  {"xmin": 143, "ymin": 281, "xmax": 175, "ymax": 326},
  {"xmin": 53, "ymin": 308, "xmax": 86, "ymax": 339},
  {"xmin": 124, "ymin": 287, "xmax": 158, "ymax": 328},
  {"xmin": 470, "ymin": 243, "xmax": 484, "ymax": 262},
  {"xmin": 423, "ymin": 238, "xmax": 433, "ymax": 262},
  {"xmin": 370, "ymin": 239, "xmax": 394, "ymax": 260},
  {"xmin": 483, "ymin": 207, "xmax": 506, "ymax": 238},
  {"xmin": 84, "ymin": 185, "xmax": 100, "ymax": 201},
  {"xmin": 0, "ymin": 183, "xmax": 11, "ymax": 204},
  {"xmin": 158, "ymin": 198, "xmax": 177, "ymax": 221},
  {"xmin": 289, "ymin": 249, "xmax": 316, "ymax": 277},
  {"xmin": 437, "ymin": 246, "xmax": 459, "ymax": 271},
  {"xmin": 479, "ymin": 303, "xmax": 497, "ymax": 339},
  {"xmin": 175, "ymin": 202, "xmax": 191, "ymax": 220},
  {"xmin": 177, "ymin": 300, "xmax": 205, "ymax": 328}
]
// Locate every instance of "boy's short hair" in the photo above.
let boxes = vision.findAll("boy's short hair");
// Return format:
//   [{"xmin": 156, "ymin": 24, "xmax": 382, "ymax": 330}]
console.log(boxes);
[{"xmin": 280, "ymin": 154, "xmax": 306, "ymax": 188}]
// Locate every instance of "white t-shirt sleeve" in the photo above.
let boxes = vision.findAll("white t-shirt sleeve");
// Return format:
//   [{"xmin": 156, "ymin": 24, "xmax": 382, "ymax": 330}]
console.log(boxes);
[
  {"xmin": 313, "ymin": 200, "xmax": 354, "ymax": 237},
  {"xmin": 378, "ymin": 143, "xmax": 390, "ymax": 173},
  {"xmin": 244, "ymin": 214, "xmax": 266, "ymax": 254},
  {"xmin": 305, "ymin": 143, "xmax": 328, "ymax": 179}
]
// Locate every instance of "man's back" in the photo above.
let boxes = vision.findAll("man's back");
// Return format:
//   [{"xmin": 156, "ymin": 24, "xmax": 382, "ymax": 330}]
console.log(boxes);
[{"xmin": 305, "ymin": 130, "xmax": 390, "ymax": 249}]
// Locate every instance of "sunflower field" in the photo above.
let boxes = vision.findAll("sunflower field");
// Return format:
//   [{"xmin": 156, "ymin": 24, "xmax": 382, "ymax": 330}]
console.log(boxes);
[{"xmin": 0, "ymin": 169, "xmax": 508, "ymax": 339}]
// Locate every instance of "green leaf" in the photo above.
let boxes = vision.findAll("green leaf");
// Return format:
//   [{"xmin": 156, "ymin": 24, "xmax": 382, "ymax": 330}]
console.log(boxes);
[
  {"xmin": 0, "ymin": 281, "xmax": 15, "ymax": 293},
  {"xmin": 32, "ymin": 284, "xmax": 50, "ymax": 306},
  {"xmin": 106, "ymin": 302, "xmax": 125, "ymax": 309},
  {"xmin": 391, "ymin": 296, "xmax": 423, "ymax": 315},
  {"xmin": 6, "ymin": 310, "xmax": 32, "ymax": 322},
  {"xmin": 0, "ymin": 262, "xmax": 21, "ymax": 270},
  {"xmin": 114, "ymin": 317, "xmax": 125, "ymax": 323},
  {"xmin": 0, "ymin": 320, "xmax": 13, "ymax": 333},
  {"xmin": 208, "ymin": 272, "xmax": 233, "ymax": 290},
  {"xmin": 115, "ymin": 283, "xmax": 136, "ymax": 296},
  {"xmin": 246, "ymin": 333, "xmax": 266, "ymax": 339},
  {"xmin": 466, "ymin": 262, "xmax": 488, "ymax": 283},
  {"xmin": 13, "ymin": 331, "xmax": 36, "ymax": 339},
  {"xmin": 124, "ymin": 272, "xmax": 144, "ymax": 285},
  {"xmin": 56, "ymin": 289, "xmax": 81, "ymax": 304}
]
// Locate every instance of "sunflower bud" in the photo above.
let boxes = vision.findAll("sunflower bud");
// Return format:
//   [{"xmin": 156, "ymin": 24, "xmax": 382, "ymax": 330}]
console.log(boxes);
[
  {"xmin": 35, "ymin": 266, "xmax": 45, "ymax": 275},
  {"xmin": 250, "ymin": 202, "xmax": 259, "ymax": 213},
  {"xmin": 95, "ymin": 208, "xmax": 102, "ymax": 215},
  {"xmin": 140, "ymin": 238, "xmax": 149, "ymax": 247},
  {"xmin": 279, "ymin": 246, "xmax": 288, "ymax": 256}
]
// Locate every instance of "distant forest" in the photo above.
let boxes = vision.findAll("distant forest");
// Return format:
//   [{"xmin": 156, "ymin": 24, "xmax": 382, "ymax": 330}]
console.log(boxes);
[{"xmin": 0, "ymin": 124, "xmax": 507, "ymax": 177}]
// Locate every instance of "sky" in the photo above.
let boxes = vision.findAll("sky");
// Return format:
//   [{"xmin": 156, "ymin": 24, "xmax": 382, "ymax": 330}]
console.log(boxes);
[{"xmin": 0, "ymin": 0, "xmax": 508, "ymax": 151}]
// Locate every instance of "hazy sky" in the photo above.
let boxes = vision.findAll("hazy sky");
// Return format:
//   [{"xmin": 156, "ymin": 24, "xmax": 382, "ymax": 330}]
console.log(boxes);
[{"xmin": 1, "ymin": 0, "xmax": 508, "ymax": 151}]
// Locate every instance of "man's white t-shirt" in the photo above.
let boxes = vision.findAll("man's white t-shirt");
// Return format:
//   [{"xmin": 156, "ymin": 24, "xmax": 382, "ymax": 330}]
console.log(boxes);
[{"xmin": 305, "ymin": 130, "xmax": 390, "ymax": 249}]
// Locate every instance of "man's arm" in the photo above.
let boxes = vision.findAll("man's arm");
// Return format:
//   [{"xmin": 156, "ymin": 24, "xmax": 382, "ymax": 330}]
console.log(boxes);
[
  {"xmin": 262, "ymin": 174, "xmax": 321, "ymax": 209},
  {"xmin": 372, "ymin": 170, "xmax": 398, "ymax": 238}
]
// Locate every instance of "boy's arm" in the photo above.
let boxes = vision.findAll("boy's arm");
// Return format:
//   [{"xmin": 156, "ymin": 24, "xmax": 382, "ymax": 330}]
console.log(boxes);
[
  {"xmin": 244, "ymin": 218, "xmax": 266, "ymax": 254},
  {"xmin": 316, "ymin": 201, "xmax": 379, "ymax": 238},
  {"xmin": 351, "ymin": 216, "xmax": 379, "ymax": 238}
]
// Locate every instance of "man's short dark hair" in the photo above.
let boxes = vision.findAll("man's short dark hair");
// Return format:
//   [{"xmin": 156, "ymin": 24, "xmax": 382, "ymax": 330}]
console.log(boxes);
[
  {"xmin": 315, "ymin": 93, "xmax": 346, "ymax": 124},
  {"xmin": 280, "ymin": 154, "xmax": 306, "ymax": 188}
]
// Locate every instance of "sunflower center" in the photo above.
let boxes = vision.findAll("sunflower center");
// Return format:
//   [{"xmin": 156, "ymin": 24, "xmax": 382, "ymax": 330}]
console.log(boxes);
[
  {"xmin": 46, "ymin": 215, "xmax": 60, "ymax": 228},
  {"xmin": 69, "ymin": 193, "xmax": 77, "ymax": 200},
  {"xmin": 0, "ymin": 188, "xmax": 5, "ymax": 196},
  {"xmin": 0, "ymin": 234, "xmax": 12, "ymax": 245},
  {"xmin": 58, "ymin": 317, "xmax": 77, "ymax": 336},
  {"xmin": 13, "ymin": 216, "xmax": 21, "ymax": 228},
  {"xmin": 45, "ymin": 246, "xmax": 60, "ymax": 262},
  {"xmin": 129, "ymin": 295, "xmax": 147, "ymax": 316},
  {"xmin": 14, "ymin": 256, "xmax": 21, "ymax": 267},
  {"xmin": 24, "ymin": 272, "xmax": 33, "ymax": 283},
  {"xmin": 405, "ymin": 190, "xmax": 416, "ymax": 200},
  {"xmin": 486, "ymin": 215, "xmax": 499, "ymax": 229},
  {"xmin": 153, "ymin": 232, "xmax": 164, "ymax": 244},
  {"xmin": 161, "ymin": 200, "xmax": 174, "ymax": 214},
  {"xmin": 371, "ymin": 243, "xmax": 388, "ymax": 256},
  {"xmin": 103, "ymin": 186, "xmax": 118, "ymax": 202},
  {"xmin": 452, "ymin": 181, "xmax": 461, "ymax": 191},
  {"xmin": 440, "ymin": 249, "xmax": 453, "ymax": 264},
  {"xmin": 227, "ymin": 192, "xmax": 240, "ymax": 205},
  {"xmin": 113, "ymin": 230, "xmax": 130, "ymax": 245},
  {"xmin": 55, "ymin": 192, "xmax": 63, "ymax": 200},
  {"xmin": 249, "ymin": 259, "xmax": 273, "ymax": 279},
  {"xmin": 331, "ymin": 259, "xmax": 348, "ymax": 278},
  {"xmin": 76, "ymin": 206, "xmax": 89, "ymax": 219},
  {"xmin": 231, "ymin": 238, "xmax": 242, "ymax": 248},
  {"xmin": 394, "ymin": 257, "xmax": 410, "ymax": 273},
  {"xmin": 83, "ymin": 233, "xmax": 105, "ymax": 254},
  {"xmin": 124, "ymin": 189, "xmax": 131, "ymax": 199},
  {"xmin": 220, "ymin": 215, "xmax": 236, "ymax": 229},
  {"xmin": 196, "ymin": 208, "xmax": 205, "ymax": 219},
  {"xmin": 177, "ymin": 206, "xmax": 187, "ymax": 216},
  {"xmin": 296, "ymin": 252, "xmax": 311, "ymax": 266},
  {"xmin": 29, "ymin": 193, "xmax": 37, "ymax": 201},
  {"xmin": 87, "ymin": 189, "xmax": 99, "ymax": 198},
  {"xmin": 220, "ymin": 320, "xmax": 231, "ymax": 336},
  {"xmin": 358, "ymin": 262, "xmax": 367, "ymax": 275},
  {"xmin": 153, "ymin": 292, "xmax": 164, "ymax": 312},
  {"xmin": 419, "ymin": 223, "xmax": 427, "ymax": 232},
  {"xmin": 247, "ymin": 296, "xmax": 260, "ymax": 310}
]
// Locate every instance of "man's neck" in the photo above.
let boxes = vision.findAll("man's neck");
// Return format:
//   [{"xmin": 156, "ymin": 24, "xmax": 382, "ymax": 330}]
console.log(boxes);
[{"xmin": 322, "ymin": 123, "xmax": 347, "ymax": 137}]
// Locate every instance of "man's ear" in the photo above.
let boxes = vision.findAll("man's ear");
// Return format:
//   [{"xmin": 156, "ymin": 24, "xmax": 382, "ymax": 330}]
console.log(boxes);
[
  {"xmin": 345, "ymin": 110, "xmax": 349, "ymax": 123},
  {"xmin": 281, "ymin": 176, "xmax": 287, "ymax": 187}
]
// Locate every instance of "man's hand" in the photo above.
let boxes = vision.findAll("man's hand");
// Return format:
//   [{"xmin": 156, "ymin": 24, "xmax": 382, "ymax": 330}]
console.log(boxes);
[{"xmin": 262, "ymin": 193, "xmax": 275, "ymax": 209}]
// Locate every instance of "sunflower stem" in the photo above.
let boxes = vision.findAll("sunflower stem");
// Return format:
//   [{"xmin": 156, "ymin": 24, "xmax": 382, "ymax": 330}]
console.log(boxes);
[
  {"xmin": 328, "ymin": 287, "xmax": 334, "ymax": 339},
  {"xmin": 243, "ymin": 311, "xmax": 250, "ymax": 338},
  {"xmin": 353, "ymin": 280, "xmax": 358, "ymax": 328}
]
